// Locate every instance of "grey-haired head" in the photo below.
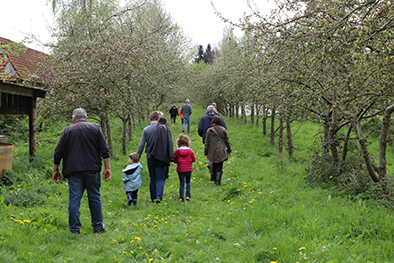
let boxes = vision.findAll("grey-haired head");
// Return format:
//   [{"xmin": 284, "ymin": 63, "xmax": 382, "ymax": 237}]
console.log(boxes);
[
  {"xmin": 207, "ymin": 105, "xmax": 215, "ymax": 112},
  {"xmin": 185, "ymin": 99, "xmax": 190, "ymax": 103},
  {"xmin": 72, "ymin": 108, "xmax": 87, "ymax": 120}
]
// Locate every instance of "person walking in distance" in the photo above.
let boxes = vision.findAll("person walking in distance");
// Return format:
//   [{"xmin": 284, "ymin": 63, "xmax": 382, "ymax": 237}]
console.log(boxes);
[
  {"xmin": 169, "ymin": 104, "xmax": 178, "ymax": 123},
  {"xmin": 181, "ymin": 99, "xmax": 192, "ymax": 133},
  {"xmin": 52, "ymin": 108, "xmax": 111, "ymax": 234},
  {"xmin": 198, "ymin": 105, "xmax": 226, "ymax": 181},
  {"xmin": 204, "ymin": 115, "xmax": 231, "ymax": 186}
]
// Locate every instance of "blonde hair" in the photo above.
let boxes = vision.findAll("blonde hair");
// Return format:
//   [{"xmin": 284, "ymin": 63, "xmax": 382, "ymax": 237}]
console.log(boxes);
[{"xmin": 177, "ymin": 134, "xmax": 190, "ymax": 147}]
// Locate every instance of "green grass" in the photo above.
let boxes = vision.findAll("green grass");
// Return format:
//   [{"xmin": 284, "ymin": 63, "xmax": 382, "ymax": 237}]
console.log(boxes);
[{"xmin": 1, "ymin": 105, "xmax": 394, "ymax": 262}]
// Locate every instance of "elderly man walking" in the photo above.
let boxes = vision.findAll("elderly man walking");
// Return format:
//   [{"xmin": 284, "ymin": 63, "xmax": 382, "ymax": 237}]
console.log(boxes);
[
  {"xmin": 181, "ymin": 99, "xmax": 192, "ymax": 133},
  {"xmin": 53, "ymin": 108, "xmax": 111, "ymax": 234}
]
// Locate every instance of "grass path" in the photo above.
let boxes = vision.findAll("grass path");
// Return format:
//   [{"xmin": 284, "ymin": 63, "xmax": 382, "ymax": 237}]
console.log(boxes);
[{"xmin": 1, "ymin": 105, "xmax": 394, "ymax": 262}]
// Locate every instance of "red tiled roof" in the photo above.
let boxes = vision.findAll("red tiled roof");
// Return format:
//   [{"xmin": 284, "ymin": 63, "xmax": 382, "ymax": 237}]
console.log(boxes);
[{"xmin": 0, "ymin": 36, "xmax": 49, "ymax": 83}]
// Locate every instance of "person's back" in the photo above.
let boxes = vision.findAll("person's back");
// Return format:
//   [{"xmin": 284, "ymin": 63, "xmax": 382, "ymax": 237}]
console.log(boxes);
[
  {"xmin": 198, "ymin": 107, "xmax": 226, "ymax": 144},
  {"xmin": 56, "ymin": 120, "xmax": 107, "ymax": 176}
]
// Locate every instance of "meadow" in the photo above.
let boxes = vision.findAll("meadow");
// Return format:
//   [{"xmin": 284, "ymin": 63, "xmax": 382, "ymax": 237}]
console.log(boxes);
[{"xmin": 1, "ymin": 105, "xmax": 394, "ymax": 262}]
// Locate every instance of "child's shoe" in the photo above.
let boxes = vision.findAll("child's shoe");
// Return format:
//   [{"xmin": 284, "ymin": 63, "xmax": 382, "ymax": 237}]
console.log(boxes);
[
  {"xmin": 185, "ymin": 194, "xmax": 191, "ymax": 201},
  {"xmin": 132, "ymin": 199, "xmax": 137, "ymax": 206},
  {"xmin": 127, "ymin": 193, "xmax": 133, "ymax": 206}
]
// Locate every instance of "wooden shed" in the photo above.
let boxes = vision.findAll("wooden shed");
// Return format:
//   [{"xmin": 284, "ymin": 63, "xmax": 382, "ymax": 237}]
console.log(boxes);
[{"xmin": 0, "ymin": 36, "xmax": 47, "ymax": 164}]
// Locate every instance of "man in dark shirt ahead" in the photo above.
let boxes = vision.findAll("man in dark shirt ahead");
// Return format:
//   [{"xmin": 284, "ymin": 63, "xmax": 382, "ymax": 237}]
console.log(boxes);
[{"xmin": 52, "ymin": 108, "xmax": 111, "ymax": 234}]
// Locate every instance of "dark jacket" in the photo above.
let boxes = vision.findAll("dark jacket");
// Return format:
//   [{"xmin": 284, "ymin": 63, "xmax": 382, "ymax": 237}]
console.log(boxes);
[
  {"xmin": 147, "ymin": 122, "xmax": 174, "ymax": 165},
  {"xmin": 198, "ymin": 111, "xmax": 226, "ymax": 143},
  {"xmin": 54, "ymin": 119, "xmax": 110, "ymax": 177},
  {"xmin": 204, "ymin": 124, "xmax": 231, "ymax": 163},
  {"xmin": 169, "ymin": 106, "xmax": 178, "ymax": 117}
]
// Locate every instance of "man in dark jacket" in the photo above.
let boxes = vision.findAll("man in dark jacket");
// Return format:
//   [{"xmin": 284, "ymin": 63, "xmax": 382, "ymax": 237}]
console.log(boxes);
[
  {"xmin": 198, "ymin": 105, "xmax": 226, "ymax": 144},
  {"xmin": 169, "ymin": 104, "xmax": 178, "ymax": 123},
  {"xmin": 53, "ymin": 108, "xmax": 111, "ymax": 234},
  {"xmin": 147, "ymin": 116, "xmax": 174, "ymax": 203},
  {"xmin": 198, "ymin": 105, "xmax": 226, "ymax": 181}
]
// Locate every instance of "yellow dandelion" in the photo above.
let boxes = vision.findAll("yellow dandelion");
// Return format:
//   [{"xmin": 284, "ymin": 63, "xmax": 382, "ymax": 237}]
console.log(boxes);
[
  {"xmin": 122, "ymin": 251, "xmax": 127, "ymax": 254},
  {"xmin": 270, "ymin": 191, "xmax": 273, "ymax": 194},
  {"xmin": 299, "ymin": 247, "xmax": 306, "ymax": 250},
  {"xmin": 130, "ymin": 251, "xmax": 134, "ymax": 254},
  {"xmin": 329, "ymin": 176, "xmax": 333, "ymax": 179},
  {"xmin": 135, "ymin": 237, "xmax": 141, "ymax": 241},
  {"xmin": 270, "ymin": 261, "xmax": 278, "ymax": 263},
  {"xmin": 139, "ymin": 247, "xmax": 143, "ymax": 249},
  {"xmin": 273, "ymin": 247, "xmax": 277, "ymax": 250},
  {"xmin": 149, "ymin": 259, "xmax": 153, "ymax": 262}
]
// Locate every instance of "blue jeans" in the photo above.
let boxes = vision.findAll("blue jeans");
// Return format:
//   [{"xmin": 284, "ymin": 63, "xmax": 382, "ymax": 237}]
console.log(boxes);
[
  {"xmin": 183, "ymin": 115, "xmax": 190, "ymax": 133},
  {"xmin": 147, "ymin": 158, "xmax": 166, "ymax": 201},
  {"xmin": 68, "ymin": 171, "xmax": 103, "ymax": 233},
  {"xmin": 178, "ymin": 172, "xmax": 191, "ymax": 200}
]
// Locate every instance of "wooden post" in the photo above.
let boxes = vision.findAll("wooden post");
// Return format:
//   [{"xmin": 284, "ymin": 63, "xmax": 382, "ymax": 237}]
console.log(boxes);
[{"xmin": 29, "ymin": 96, "xmax": 37, "ymax": 160}]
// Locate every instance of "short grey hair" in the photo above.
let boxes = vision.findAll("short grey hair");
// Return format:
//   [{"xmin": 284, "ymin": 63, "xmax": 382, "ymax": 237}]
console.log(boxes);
[
  {"xmin": 185, "ymin": 99, "xmax": 190, "ymax": 103},
  {"xmin": 73, "ymin": 108, "xmax": 87, "ymax": 120},
  {"xmin": 207, "ymin": 105, "xmax": 215, "ymax": 111}
]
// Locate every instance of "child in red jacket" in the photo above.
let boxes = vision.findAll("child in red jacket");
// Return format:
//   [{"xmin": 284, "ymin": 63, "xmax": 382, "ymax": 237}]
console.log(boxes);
[{"xmin": 174, "ymin": 134, "xmax": 196, "ymax": 201}]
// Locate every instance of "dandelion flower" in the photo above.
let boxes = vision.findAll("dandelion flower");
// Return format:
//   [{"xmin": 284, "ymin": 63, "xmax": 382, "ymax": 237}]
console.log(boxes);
[
  {"xmin": 299, "ymin": 247, "xmax": 306, "ymax": 250},
  {"xmin": 273, "ymin": 247, "xmax": 277, "ymax": 250},
  {"xmin": 122, "ymin": 251, "xmax": 127, "ymax": 254},
  {"xmin": 135, "ymin": 237, "xmax": 141, "ymax": 241},
  {"xmin": 270, "ymin": 191, "xmax": 273, "ymax": 194}
]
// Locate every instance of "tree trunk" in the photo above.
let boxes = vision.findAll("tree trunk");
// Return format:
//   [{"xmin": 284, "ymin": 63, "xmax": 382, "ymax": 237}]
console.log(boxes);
[
  {"xmin": 378, "ymin": 103, "xmax": 394, "ymax": 179},
  {"xmin": 270, "ymin": 108, "xmax": 276, "ymax": 145},
  {"xmin": 121, "ymin": 117, "xmax": 127, "ymax": 155},
  {"xmin": 100, "ymin": 112, "xmax": 114, "ymax": 156},
  {"xmin": 236, "ymin": 103, "xmax": 239, "ymax": 119},
  {"xmin": 342, "ymin": 124, "xmax": 352, "ymax": 162},
  {"xmin": 278, "ymin": 114, "xmax": 283, "ymax": 154},
  {"xmin": 243, "ymin": 104, "xmax": 247, "ymax": 124},
  {"xmin": 250, "ymin": 104, "xmax": 255, "ymax": 125},
  {"xmin": 353, "ymin": 120, "xmax": 379, "ymax": 182},
  {"xmin": 127, "ymin": 116, "xmax": 133, "ymax": 142},
  {"xmin": 286, "ymin": 116, "xmax": 294, "ymax": 157},
  {"xmin": 256, "ymin": 105, "xmax": 260, "ymax": 127},
  {"xmin": 330, "ymin": 108, "xmax": 339, "ymax": 163}
]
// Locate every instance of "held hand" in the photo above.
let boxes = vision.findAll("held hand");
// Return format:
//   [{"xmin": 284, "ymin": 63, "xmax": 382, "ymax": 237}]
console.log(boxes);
[
  {"xmin": 52, "ymin": 171, "xmax": 61, "ymax": 184},
  {"xmin": 103, "ymin": 169, "xmax": 112, "ymax": 182}
]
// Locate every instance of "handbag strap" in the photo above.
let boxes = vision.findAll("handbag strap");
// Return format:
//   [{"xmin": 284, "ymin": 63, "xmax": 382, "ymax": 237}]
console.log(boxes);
[{"xmin": 212, "ymin": 126, "xmax": 226, "ymax": 148}]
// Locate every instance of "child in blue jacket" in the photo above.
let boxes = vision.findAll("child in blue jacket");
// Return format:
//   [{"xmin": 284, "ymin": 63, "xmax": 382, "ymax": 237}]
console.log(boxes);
[{"xmin": 122, "ymin": 152, "xmax": 143, "ymax": 206}]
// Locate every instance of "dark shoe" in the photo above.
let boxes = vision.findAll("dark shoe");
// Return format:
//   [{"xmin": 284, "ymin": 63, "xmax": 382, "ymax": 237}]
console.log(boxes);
[
  {"xmin": 94, "ymin": 224, "xmax": 105, "ymax": 233},
  {"xmin": 216, "ymin": 172, "xmax": 222, "ymax": 186},
  {"xmin": 182, "ymin": 130, "xmax": 185, "ymax": 132},
  {"xmin": 127, "ymin": 199, "xmax": 132, "ymax": 206},
  {"xmin": 156, "ymin": 199, "xmax": 161, "ymax": 204},
  {"xmin": 70, "ymin": 230, "xmax": 80, "ymax": 235},
  {"xmin": 133, "ymin": 200, "xmax": 137, "ymax": 206},
  {"xmin": 185, "ymin": 194, "xmax": 191, "ymax": 201},
  {"xmin": 210, "ymin": 174, "xmax": 215, "ymax": 181}
]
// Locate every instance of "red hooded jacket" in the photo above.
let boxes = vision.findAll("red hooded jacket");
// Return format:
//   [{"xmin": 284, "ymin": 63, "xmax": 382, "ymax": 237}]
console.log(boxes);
[{"xmin": 174, "ymin": 147, "xmax": 196, "ymax": 173}]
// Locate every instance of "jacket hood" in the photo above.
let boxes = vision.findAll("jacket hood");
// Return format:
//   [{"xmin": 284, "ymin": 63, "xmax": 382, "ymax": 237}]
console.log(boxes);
[
  {"xmin": 205, "ymin": 111, "xmax": 217, "ymax": 121},
  {"xmin": 176, "ymin": 147, "xmax": 192, "ymax": 157},
  {"xmin": 122, "ymin": 162, "xmax": 142, "ymax": 172}
]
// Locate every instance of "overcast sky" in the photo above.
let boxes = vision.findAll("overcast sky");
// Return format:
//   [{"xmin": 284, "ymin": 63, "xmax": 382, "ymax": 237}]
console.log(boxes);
[{"xmin": 1, "ymin": 0, "xmax": 274, "ymax": 53}]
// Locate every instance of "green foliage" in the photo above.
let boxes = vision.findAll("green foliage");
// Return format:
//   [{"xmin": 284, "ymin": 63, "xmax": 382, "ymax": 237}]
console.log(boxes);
[
  {"xmin": 2, "ymin": 105, "xmax": 394, "ymax": 262},
  {"xmin": 0, "ymin": 115, "xmax": 29, "ymax": 142}
]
